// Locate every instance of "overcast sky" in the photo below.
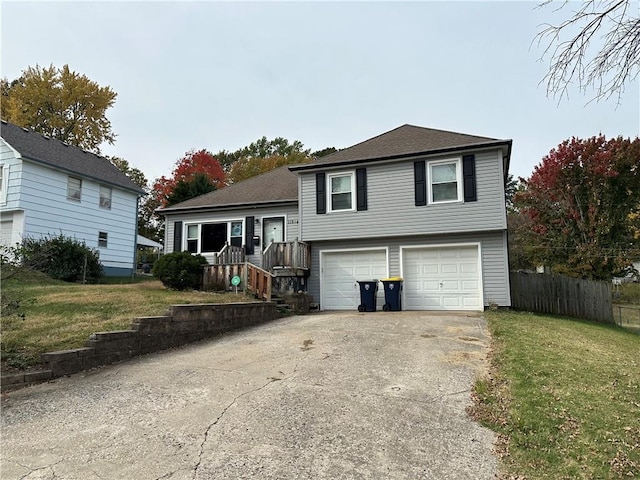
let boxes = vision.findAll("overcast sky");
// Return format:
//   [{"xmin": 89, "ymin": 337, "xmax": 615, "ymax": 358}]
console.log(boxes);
[{"xmin": 2, "ymin": 1, "xmax": 638, "ymax": 183}]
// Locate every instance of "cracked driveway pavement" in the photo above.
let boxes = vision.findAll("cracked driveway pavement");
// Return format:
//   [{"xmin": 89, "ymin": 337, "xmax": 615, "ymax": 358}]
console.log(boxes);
[{"xmin": 2, "ymin": 311, "xmax": 496, "ymax": 479}]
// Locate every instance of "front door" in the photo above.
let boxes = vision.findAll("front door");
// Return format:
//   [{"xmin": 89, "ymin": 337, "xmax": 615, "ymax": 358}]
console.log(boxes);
[{"xmin": 263, "ymin": 217, "xmax": 284, "ymax": 249}]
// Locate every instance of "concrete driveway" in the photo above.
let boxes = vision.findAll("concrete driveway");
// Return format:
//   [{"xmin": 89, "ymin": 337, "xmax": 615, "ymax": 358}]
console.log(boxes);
[{"xmin": 1, "ymin": 312, "xmax": 496, "ymax": 479}]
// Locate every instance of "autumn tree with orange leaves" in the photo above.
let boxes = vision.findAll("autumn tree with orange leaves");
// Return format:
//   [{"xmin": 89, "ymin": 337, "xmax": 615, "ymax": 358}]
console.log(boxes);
[
  {"xmin": 152, "ymin": 149, "xmax": 225, "ymax": 207},
  {"xmin": 513, "ymin": 135, "xmax": 640, "ymax": 280}
]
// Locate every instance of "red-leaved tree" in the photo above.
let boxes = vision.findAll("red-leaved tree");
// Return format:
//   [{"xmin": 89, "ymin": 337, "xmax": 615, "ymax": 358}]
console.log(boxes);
[
  {"xmin": 514, "ymin": 135, "xmax": 640, "ymax": 280},
  {"xmin": 153, "ymin": 149, "xmax": 225, "ymax": 207}
]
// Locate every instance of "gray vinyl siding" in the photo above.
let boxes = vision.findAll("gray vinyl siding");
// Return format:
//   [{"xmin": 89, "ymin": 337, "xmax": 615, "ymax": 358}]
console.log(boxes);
[
  {"xmin": 307, "ymin": 230, "xmax": 511, "ymax": 309},
  {"xmin": 299, "ymin": 148, "xmax": 507, "ymax": 241},
  {"xmin": 164, "ymin": 203, "xmax": 299, "ymax": 267}
]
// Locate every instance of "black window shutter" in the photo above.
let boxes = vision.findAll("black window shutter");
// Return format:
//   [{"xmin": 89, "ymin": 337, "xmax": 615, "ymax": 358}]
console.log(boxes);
[
  {"xmin": 414, "ymin": 161, "xmax": 426, "ymax": 206},
  {"xmin": 463, "ymin": 154, "xmax": 477, "ymax": 202},
  {"xmin": 245, "ymin": 216, "xmax": 254, "ymax": 255},
  {"xmin": 356, "ymin": 168, "xmax": 367, "ymax": 211},
  {"xmin": 173, "ymin": 221, "xmax": 183, "ymax": 252},
  {"xmin": 316, "ymin": 173, "xmax": 326, "ymax": 214}
]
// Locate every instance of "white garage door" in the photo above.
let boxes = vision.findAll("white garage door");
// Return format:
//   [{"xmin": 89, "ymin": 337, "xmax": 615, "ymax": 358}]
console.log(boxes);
[
  {"xmin": 321, "ymin": 249, "xmax": 387, "ymax": 310},
  {"xmin": 402, "ymin": 245, "xmax": 482, "ymax": 311},
  {"xmin": 0, "ymin": 219, "xmax": 13, "ymax": 247}
]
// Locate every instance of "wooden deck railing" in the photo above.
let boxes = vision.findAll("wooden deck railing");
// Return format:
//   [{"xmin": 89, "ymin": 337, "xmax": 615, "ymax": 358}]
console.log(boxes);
[
  {"xmin": 203, "ymin": 263, "xmax": 245, "ymax": 291},
  {"xmin": 212, "ymin": 243, "xmax": 245, "ymax": 265},
  {"xmin": 203, "ymin": 262, "xmax": 273, "ymax": 302},
  {"xmin": 262, "ymin": 239, "xmax": 310, "ymax": 271},
  {"xmin": 246, "ymin": 263, "xmax": 273, "ymax": 301}
]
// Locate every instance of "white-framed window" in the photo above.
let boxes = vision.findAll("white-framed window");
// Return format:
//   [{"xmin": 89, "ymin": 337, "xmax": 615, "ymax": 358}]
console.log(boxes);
[
  {"xmin": 184, "ymin": 220, "xmax": 243, "ymax": 253},
  {"xmin": 98, "ymin": 231, "xmax": 108, "ymax": 248},
  {"xmin": 99, "ymin": 185, "xmax": 112, "ymax": 209},
  {"xmin": 328, "ymin": 171, "xmax": 355, "ymax": 212},
  {"xmin": 67, "ymin": 176, "xmax": 82, "ymax": 202},
  {"xmin": 0, "ymin": 164, "xmax": 8, "ymax": 205},
  {"xmin": 230, "ymin": 221, "xmax": 243, "ymax": 247},
  {"xmin": 428, "ymin": 159, "xmax": 462, "ymax": 204},
  {"xmin": 186, "ymin": 224, "xmax": 199, "ymax": 253}
]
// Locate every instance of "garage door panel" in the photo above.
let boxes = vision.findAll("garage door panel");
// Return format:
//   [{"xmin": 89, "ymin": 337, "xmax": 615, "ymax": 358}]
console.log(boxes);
[
  {"xmin": 422, "ymin": 264, "xmax": 438, "ymax": 274},
  {"xmin": 321, "ymin": 250, "xmax": 387, "ymax": 310},
  {"xmin": 403, "ymin": 245, "xmax": 482, "ymax": 311},
  {"xmin": 441, "ymin": 280, "xmax": 460, "ymax": 291}
]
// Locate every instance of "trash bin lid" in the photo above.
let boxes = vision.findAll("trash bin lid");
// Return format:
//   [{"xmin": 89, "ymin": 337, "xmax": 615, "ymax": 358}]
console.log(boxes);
[
  {"xmin": 357, "ymin": 279, "xmax": 378, "ymax": 283},
  {"xmin": 381, "ymin": 277, "xmax": 403, "ymax": 281}
]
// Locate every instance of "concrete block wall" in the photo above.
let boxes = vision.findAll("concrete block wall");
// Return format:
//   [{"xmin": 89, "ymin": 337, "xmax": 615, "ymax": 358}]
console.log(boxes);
[{"xmin": 3, "ymin": 302, "xmax": 278, "ymax": 390}]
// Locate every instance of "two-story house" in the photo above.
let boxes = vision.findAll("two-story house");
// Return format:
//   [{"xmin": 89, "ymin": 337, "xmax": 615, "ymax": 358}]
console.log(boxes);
[
  {"xmin": 161, "ymin": 124, "xmax": 512, "ymax": 310},
  {"xmin": 0, "ymin": 120, "xmax": 146, "ymax": 276}
]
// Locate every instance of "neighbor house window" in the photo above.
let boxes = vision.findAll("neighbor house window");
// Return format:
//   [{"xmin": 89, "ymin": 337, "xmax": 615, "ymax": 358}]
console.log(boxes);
[
  {"xmin": 186, "ymin": 224, "xmax": 199, "ymax": 253},
  {"xmin": 429, "ymin": 159, "xmax": 462, "ymax": 203},
  {"xmin": 99, "ymin": 185, "xmax": 112, "ymax": 209},
  {"xmin": 98, "ymin": 231, "xmax": 108, "ymax": 248},
  {"xmin": 328, "ymin": 172, "xmax": 354, "ymax": 212},
  {"xmin": 67, "ymin": 176, "xmax": 82, "ymax": 201},
  {"xmin": 0, "ymin": 164, "xmax": 8, "ymax": 205}
]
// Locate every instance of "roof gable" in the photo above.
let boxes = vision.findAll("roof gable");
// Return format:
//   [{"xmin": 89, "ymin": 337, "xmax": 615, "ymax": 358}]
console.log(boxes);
[
  {"xmin": 0, "ymin": 120, "xmax": 145, "ymax": 194},
  {"xmin": 159, "ymin": 164, "xmax": 299, "ymax": 212},
  {"xmin": 292, "ymin": 124, "xmax": 510, "ymax": 169}
]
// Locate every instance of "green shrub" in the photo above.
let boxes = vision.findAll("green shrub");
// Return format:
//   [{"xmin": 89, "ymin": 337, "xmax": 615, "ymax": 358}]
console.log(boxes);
[
  {"xmin": 20, "ymin": 233, "xmax": 103, "ymax": 283},
  {"xmin": 152, "ymin": 251, "xmax": 208, "ymax": 290}
]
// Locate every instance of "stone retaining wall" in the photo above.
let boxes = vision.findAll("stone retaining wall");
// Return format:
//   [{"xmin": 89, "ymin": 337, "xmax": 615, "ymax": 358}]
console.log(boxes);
[{"xmin": 2, "ymin": 302, "xmax": 278, "ymax": 391}]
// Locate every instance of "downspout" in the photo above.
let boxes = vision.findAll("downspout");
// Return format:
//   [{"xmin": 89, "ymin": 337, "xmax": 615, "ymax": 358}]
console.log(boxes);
[{"xmin": 132, "ymin": 195, "xmax": 140, "ymax": 280}]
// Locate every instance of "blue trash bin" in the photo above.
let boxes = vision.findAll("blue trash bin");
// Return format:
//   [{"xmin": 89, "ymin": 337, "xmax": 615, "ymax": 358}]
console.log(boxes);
[
  {"xmin": 381, "ymin": 278, "xmax": 403, "ymax": 311},
  {"xmin": 357, "ymin": 280, "xmax": 378, "ymax": 312}
]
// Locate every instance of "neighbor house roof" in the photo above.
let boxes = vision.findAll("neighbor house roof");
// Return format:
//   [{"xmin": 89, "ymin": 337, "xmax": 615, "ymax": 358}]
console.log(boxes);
[
  {"xmin": 290, "ymin": 124, "xmax": 512, "ymax": 171},
  {"xmin": 0, "ymin": 120, "xmax": 145, "ymax": 194},
  {"xmin": 158, "ymin": 164, "xmax": 299, "ymax": 213}
]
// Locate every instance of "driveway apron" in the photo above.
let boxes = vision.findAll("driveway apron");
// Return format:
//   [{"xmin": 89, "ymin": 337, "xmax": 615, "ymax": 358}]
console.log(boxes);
[{"xmin": 1, "ymin": 312, "xmax": 497, "ymax": 479}]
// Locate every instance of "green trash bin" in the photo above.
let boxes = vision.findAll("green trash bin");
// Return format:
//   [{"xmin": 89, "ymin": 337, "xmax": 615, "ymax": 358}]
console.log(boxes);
[{"xmin": 381, "ymin": 277, "xmax": 403, "ymax": 311}]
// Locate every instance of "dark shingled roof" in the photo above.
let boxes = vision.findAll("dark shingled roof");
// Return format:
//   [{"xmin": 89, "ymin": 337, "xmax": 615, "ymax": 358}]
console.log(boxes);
[
  {"xmin": 159, "ymin": 124, "xmax": 512, "ymax": 212},
  {"xmin": 291, "ymin": 124, "xmax": 511, "ymax": 171},
  {"xmin": 159, "ymin": 164, "xmax": 299, "ymax": 212},
  {"xmin": 0, "ymin": 120, "xmax": 145, "ymax": 194}
]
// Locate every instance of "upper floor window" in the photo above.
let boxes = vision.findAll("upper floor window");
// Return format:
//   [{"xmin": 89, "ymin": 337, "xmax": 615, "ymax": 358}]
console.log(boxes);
[
  {"xmin": 328, "ymin": 172, "xmax": 355, "ymax": 212},
  {"xmin": 0, "ymin": 164, "xmax": 8, "ymax": 205},
  {"xmin": 98, "ymin": 231, "xmax": 108, "ymax": 248},
  {"xmin": 99, "ymin": 185, "xmax": 112, "ymax": 209},
  {"xmin": 67, "ymin": 176, "xmax": 82, "ymax": 202},
  {"xmin": 429, "ymin": 159, "xmax": 462, "ymax": 204}
]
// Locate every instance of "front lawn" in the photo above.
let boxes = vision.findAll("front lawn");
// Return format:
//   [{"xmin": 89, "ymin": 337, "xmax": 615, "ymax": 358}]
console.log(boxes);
[
  {"xmin": 472, "ymin": 311, "xmax": 640, "ymax": 479},
  {"xmin": 1, "ymin": 272, "xmax": 253, "ymax": 369}
]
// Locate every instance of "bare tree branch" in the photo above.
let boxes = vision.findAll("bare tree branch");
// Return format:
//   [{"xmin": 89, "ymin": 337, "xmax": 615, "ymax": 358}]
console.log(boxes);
[{"xmin": 535, "ymin": 0, "xmax": 640, "ymax": 104}]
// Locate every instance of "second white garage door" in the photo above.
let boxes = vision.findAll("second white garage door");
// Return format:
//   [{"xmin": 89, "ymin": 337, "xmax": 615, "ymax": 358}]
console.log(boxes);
[
  {"xmin": 321, "ymin": 249, "xmax": 387, "ymax": 310},
  {"xmin": 402, "ymin": 245, "xmax": 482, "ymax": 311}
]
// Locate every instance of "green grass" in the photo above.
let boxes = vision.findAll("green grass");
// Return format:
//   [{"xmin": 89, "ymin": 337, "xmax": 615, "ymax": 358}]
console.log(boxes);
[
  {"xmin": 471, "ymin": 311, "xmax": 640, "ymax": 479},
  {"xmin": 615, "ymin": 282, "xmax": 640, "ymax": 305},
  {"xmin": 1, "ymin": 271, "xmax": 255, "ymax": 369}
]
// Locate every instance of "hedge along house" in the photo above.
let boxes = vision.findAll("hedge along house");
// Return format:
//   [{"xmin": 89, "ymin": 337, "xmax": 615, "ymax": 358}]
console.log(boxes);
[
  {"xmin": 162, "ymin": 124, "xmax": 513, "ymax": 311},
  {"xmin": 0, "ymin": 120, "xmax": 146, "ymax": 276}
]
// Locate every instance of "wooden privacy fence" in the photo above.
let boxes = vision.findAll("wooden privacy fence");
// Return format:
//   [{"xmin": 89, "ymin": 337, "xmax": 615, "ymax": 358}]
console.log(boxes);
[{"xmin": 510, "ymin": 272, "xmax": 613, "ymax": 324}]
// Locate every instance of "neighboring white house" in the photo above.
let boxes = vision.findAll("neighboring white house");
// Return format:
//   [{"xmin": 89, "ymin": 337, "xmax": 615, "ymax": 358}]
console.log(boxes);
[
  {"xmin": 0, "ymin": 120, "xmax": 146, "ymax": 276},
  {"xmin": 161, "ymin": 124, "xmax": 513, "ymax": 311}
]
